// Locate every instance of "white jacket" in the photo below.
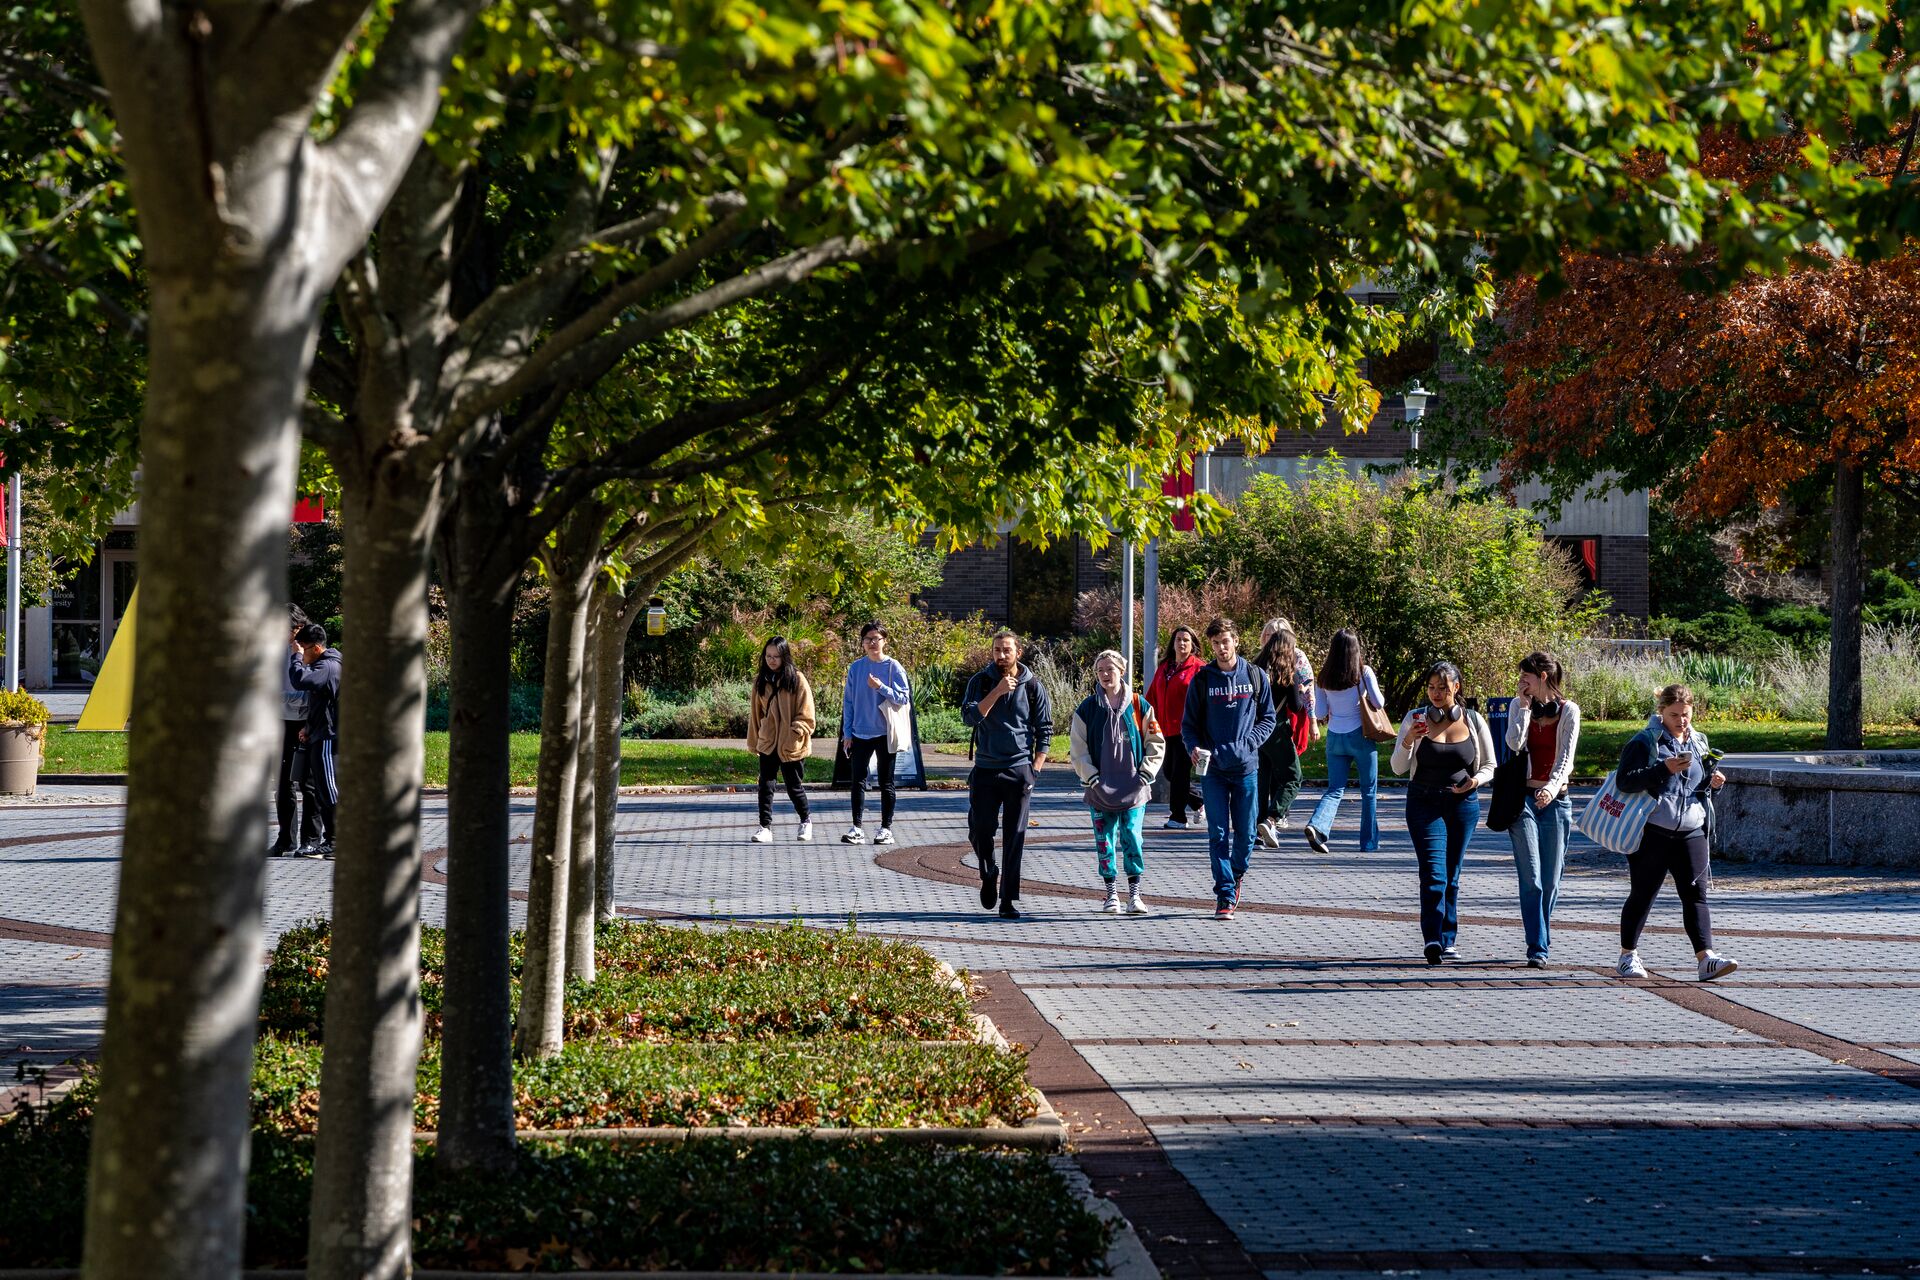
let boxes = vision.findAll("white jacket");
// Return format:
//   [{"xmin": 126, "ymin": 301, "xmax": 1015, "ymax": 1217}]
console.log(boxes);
[
  {"xmin": 1505, "ymin": 698, "xmax": 1583, "ymax": 800},
  {"xmin": 1390, "ymin": 707, "xmax": 1497, "ymax": 788}
]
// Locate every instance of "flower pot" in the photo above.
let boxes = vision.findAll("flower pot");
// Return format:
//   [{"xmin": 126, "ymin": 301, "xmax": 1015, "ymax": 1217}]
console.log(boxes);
[{"xmin": 0, "ymin": 723, "xmax": 42, "ymax": 796}]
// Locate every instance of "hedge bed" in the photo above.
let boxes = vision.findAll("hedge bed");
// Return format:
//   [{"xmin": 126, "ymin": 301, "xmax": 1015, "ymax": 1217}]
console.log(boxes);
[
  {"xmin": 0, "ymin": 1090, "xmax": 1109, "ymax": 1273},
  {"xmin": 251, "ymin": 1036, "xmax": 1035, "ymax": 1132},
  {"xmin": 260, "ymin": 920, "xmax": 976, "ymax": 1045}
]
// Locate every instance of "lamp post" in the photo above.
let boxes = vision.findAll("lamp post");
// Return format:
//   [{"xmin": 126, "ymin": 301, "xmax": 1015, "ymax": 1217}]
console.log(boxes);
[
  {"xmin": 1402, "ymin": 381, "xmax": 1432, "ymax": 456},
  {"xmin": 4, "ymin": 461, "xmax": 19, "ymax": 693}
]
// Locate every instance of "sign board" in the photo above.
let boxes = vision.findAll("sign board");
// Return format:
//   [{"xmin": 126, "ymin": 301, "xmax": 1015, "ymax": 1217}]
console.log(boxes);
[
  {"xmin": 75, "ymin": 585, "xmax": 137, "ymax": 731},
  {"xmin": 830, "ymin": 703, "xmax": 929, "ymax": 791}
]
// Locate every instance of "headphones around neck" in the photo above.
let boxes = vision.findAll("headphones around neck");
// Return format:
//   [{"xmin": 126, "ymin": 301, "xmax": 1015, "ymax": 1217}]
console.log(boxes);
[
  {"xmin": 1531, "ymin": 697, "xmax": 1564, "ymax": 720},
  {"xmin": 1425, "ymin": 703, "xmax": 1464, "ymax": 725}
]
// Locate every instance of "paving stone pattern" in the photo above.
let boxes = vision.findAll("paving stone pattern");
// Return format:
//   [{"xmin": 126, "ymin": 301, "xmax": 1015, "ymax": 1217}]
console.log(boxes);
[{"xmin": 3, "ymin": 782, "xmax": 1920, "ymax": 1277}]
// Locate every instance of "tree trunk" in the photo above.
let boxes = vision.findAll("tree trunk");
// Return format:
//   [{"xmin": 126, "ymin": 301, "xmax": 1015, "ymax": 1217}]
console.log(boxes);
[
  {"xmin": 565, "ymin": 633, "xmax": 598, "ymax": 982},
  {"xmin": 513, "ymin": 506, "xmax": 604, "ymax": 1059},
  {"xmin": 432, "ymin": 480, "xmax": 521, "ymax": 1175},
  {"xmin": 306, "ymin": 478, "xmax": 440, "ymax": 1280},
  {"xmin": 1827, "ymin": 459, "xmax": 1866, "ymax": 750},
  {"xmin": 593, "ymin": 591, "xmax": 628, "ymax": 923},
  {"xmin": 81, "ymin": 266, "xmax": 311, "ymax": 1280}
]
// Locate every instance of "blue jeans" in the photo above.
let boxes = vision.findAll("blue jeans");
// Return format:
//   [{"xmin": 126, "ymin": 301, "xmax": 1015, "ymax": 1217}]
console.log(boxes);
[
  {"xmin": 1307, "ymin": 728, "xmax": 1379, "ymax": 850},
  {"xmin": 1407, "ymin": 787, "xmax": 1480, "ymax": 948},
  {"xmin": 1091, "ymin": 805, "xmax": 1147, "ymax": 882},
  {"xmin": 1201, "ymin": 769, "xmax": 1257, "ymax": 904},
  {"xmin": 1508, "ymin": 792, "xmax": 1572, "ymax": 959}
]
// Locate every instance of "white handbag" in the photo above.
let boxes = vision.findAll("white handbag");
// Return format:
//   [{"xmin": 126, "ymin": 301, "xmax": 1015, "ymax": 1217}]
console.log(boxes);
[{"xmin": 881, "ymin": 697, "xmax": 911, "ymax": 755}]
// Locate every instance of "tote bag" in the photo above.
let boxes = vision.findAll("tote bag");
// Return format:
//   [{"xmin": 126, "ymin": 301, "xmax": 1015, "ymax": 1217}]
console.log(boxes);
[
  {"xmin": 1577, "ymin": 772, "xmax": 1658, "ymax": 854},
  {"xmin": 882, "ymin": 697, "xmax": 912, "ymax": 755},
  {"xmin": 1484, "ymin": 751, "xmax": 1529, "ymax": 833}
]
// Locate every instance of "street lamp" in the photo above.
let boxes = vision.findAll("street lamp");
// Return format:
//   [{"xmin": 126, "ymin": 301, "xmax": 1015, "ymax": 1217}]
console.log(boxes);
[{"xmin": 1402, "ymin": 382, "xmax": 1431, "ymax": 455}]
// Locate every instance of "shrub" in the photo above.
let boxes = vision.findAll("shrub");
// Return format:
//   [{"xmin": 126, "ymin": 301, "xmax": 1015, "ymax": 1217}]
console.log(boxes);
[
  {"xmin": 1651, "ymin": 608, "xmax": 1782, "ymax": 659},
  {"xmin": 1159, "ymin": 459, "xmax": 1597, "ymax": 709},
  {"xmin": 0, "ymin": 689, "xmax": 49, "ymax": 731},
  {"xmin": 0, "ymin": 1088, "xmax": 1108, "ymax": 1275}
]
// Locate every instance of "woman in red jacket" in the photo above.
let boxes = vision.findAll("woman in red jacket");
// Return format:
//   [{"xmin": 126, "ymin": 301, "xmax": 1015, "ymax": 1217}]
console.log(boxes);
[{"xmin": 1146, "ymin": 626, "xmax": 1206, "ymax": 829}]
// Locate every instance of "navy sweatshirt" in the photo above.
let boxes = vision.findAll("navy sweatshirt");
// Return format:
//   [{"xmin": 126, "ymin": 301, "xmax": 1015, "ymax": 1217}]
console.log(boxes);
[
  {"xmin": 1180, "ymin": 657, "xmax": 1276, "ymax": 777},
  {"xmin": 289, "ymin": 647, "xmax": 343, "ymax": 742},
  {"xmin": 961, "ymin": 662, "xmax": 1054, "ymax": 769}
]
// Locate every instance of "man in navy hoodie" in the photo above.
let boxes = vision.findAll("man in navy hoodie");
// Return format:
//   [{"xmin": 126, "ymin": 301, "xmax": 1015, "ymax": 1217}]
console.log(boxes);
[
  {"xmin": 288, "ymin": 621, "xmax": 343, "ymax": 858},
  {"xmin": 1181, "ymin": 617, "xmax": 1276, "ymax": 918},
  {"xmin": 961, "ymin": 630, "xmax": 1053, "ymax": 919}
]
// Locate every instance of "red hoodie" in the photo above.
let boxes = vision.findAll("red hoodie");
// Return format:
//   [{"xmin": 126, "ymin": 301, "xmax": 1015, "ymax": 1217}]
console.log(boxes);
[{"xmin": 1146, "ymin": 654, "xmax": 1205, "ymax": 743}]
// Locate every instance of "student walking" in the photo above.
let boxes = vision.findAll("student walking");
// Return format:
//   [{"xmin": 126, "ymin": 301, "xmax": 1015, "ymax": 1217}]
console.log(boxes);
[
  {"xmin": 287, "ymin": 622, "xmax": 342, "ymax": 858},
  {"xmin": 1253, "ymin": 619, "xmax": 1315, "ymax": 848},
  {"xmin": 1145, "ymin": 626, "xmax": 1206, "ymax": 829},
  {"xmin": 1390, "ymin": 662, "xmax": 1496, "ymax": 963},
  {"xmin": 747, "ymin": 637, "xmax": 815, "ymax": 844},
  {"xmin": 1505, "ymin": 651, "xmax": 1582, "ymax": 967},
  {"xmin": 1182, "ymin": 617, "xmax": 1277, "ymax": 919},
  {"xmin": 961, "ymin": 630, "xmax": 1053, "ymax": 919},
  {"xmin": 269, "ymin": 604, "xmax": 314, "ymax": 857},
  {"xmin": 1069, "ymin": 649, "xmax": 1167, "ymax": 915},
  {"xmin": 839, "ymin": 621, "xmax": 910, "ymax": 846},
  {"xmin": 1614, "ymin": 684, "xmax": 1739, "ymax": 982},
  {"xmin": 1304, "ymin": 629, "xmax": 1386, "ymax": 854}
]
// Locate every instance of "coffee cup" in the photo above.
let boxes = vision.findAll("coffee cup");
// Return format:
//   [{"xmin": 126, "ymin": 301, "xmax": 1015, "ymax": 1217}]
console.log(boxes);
[{"xmin": 1192, "ymin": 747, "xmax": 1212, "ymax": 776}]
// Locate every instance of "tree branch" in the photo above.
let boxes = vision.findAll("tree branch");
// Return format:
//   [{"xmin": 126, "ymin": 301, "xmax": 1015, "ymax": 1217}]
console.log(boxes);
[{"xmin": 313, "ymin": 0, "xmax": 487, "ymax": 278}]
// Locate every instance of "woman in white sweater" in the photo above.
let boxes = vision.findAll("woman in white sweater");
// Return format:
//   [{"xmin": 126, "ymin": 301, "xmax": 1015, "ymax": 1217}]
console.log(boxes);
[
  {"xmin": 1504, "ymin": 651, "xmax": 1582, "ymax": 968},
  {"xmin": 1390, "ymin": 661, "xmax": 1496, "ymax": 965}
]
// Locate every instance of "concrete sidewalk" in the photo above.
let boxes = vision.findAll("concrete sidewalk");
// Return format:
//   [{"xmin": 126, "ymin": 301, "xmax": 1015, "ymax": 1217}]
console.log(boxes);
[{"xmin": 4, "ymin": 783, "xmax": 1920, "ymax": 1277}]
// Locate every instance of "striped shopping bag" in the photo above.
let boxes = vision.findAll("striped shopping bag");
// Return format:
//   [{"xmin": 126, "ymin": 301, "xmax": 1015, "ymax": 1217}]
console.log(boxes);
[{"xmin": 1576, "ymin": 771, "xmax": 1658, "ymax": 854}]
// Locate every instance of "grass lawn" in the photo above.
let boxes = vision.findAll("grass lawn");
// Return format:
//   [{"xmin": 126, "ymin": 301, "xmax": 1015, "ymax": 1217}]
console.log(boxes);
[
  {"xmin": 42, "ymin": 727, "xmax": 834, "ymax": 787},
  {"xmin": 934, "ymin": 719, "xmax": 1920, "ymax": 779}
]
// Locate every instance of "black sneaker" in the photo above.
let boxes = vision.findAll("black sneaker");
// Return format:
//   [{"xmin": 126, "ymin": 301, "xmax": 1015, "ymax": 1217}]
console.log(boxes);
[
  {"xmin": 979, "ymin": 875, "xmax": 998, "ymax": 910},
  {"xmin": 1304, "ymin": 826, "xmax": 1329, "ymax": 855},
  {"xmin": 998, "ymin": 901, "xmax": 1022, "ymax": 920},
  {"xmin": 267, "ymin": 842, "xmax": 294, "ymax": 858},
  {"xmin": 1424, "ymin": 943, "xmax": 1443, "ymax": 966}
]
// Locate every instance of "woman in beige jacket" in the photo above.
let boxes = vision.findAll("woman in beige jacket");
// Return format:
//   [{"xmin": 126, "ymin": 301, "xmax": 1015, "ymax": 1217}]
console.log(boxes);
[{"xmin": 747, "ymin": 637, "xmax": 816, "ymax": 843}]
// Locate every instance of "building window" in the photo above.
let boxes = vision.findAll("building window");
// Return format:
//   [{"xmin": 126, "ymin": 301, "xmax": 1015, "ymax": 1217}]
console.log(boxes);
[
  {"xmin": 1009, "ymin": 537, "xmax": 1075, "ymax": 639},
  {"xmin": 1553, "ymin": 536, "xmax": 1601, "ymax": 589}
]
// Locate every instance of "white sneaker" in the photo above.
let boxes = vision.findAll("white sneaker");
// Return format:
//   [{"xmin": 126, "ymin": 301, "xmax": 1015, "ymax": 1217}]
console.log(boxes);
[
  {"xmin": 1697, "ymin": 952, "xmax": 1740, "ymax": 982},
  {"xmin": 1101, "ymin": 885, "xmax": 1122, "ymax": 914},
  {"xmin": 796, "ymin": 821, "xmax": 813, "ymax": 842},
  {"xmin": 1616, "ymin": 950, "xmax": 1649, "ymax": 979},
  {"xmin": 1261, "ymin": 819, "xmax": 1281, "ymax": 848},
  {"xmin": 1126, "ymin": 890, "xmax": 1151, "ymax": 916},
  {"xmin": 841, "ymin": 827, "xmax": 866, "ymax": 845},
  {"xmin": 873, "ymin": 828, "xmax": 894, "ymax": 845},
  {"xmin": 1162, "ymin": 818, "xmax": 1190, "ymax": 830},
  {"xmin": 750, "ymin": 827, "xmax": 773, "ymax": 844}
]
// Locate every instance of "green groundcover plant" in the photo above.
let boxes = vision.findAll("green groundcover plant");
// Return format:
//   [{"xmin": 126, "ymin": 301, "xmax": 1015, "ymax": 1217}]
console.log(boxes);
[
  {"xmin": 259, "ymin": 919, "xmax": 976, "ymax": 1045},
  {"xmin": 0, "ymin": 1089, "xmax": 1108, "ymax": 1272},
  {"xmin": 250, "ymin": 1036, "xmax": 1035, "ymax": 1131}
]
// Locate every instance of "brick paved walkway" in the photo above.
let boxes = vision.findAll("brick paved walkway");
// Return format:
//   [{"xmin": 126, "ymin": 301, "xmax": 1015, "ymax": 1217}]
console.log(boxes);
[{"xmin": 4, "ymin": 779, "xmax": 1920, "ymax": 1277}]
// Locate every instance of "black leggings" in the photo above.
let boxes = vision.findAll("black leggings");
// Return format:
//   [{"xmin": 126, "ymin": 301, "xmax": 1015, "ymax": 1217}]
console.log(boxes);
[
  {"xmin": 1621, "ymin": 824, "xmax": 1713, "ymax": 952},
  {"xmin": 847, "ymin": 734, "xmax": 896, "ymax": 828},
  {"xmin": 1164, "ymin": 744, "xmax": 1204, "ymax": 823},
  {"xmin": 757, "ymin": 753, "xmax": 810, "ymax": 827}
]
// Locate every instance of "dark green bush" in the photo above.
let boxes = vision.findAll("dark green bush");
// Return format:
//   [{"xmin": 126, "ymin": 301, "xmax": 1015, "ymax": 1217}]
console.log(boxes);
[
  {"xmin": 1651, "ymin": 608, "xmax": 1782, "ymax": 659},
  {"xmin": 0, "ymin": 1089, "xmax": 1104, "ymax": 1274}
]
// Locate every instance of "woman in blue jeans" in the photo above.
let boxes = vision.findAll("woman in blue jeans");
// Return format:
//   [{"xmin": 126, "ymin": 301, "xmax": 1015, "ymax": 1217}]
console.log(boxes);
[
  {"xmin": 1504, "ymin": 651, "xmax": 1582, "ymax": 968},
  {"xmin": 1304, "ymin": 629, "xmax": 1385, "ymax": 853},
  {"xmin": 1390, "ymin": 662, "xmax": 1496, "ymax": 964}
]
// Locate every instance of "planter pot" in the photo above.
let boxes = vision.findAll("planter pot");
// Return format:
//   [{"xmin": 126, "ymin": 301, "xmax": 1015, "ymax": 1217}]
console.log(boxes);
[{"xmin": 0, "ymin": 723, "xmax": 42, "ymax": 796}]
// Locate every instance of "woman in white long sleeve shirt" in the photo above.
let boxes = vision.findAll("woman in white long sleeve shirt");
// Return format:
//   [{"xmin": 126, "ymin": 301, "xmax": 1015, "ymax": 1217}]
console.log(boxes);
[
  {"xmin": 1503, "ymin": 651, "xmax": 1582, "ymax": 968},
  {"xmin": 1389, "ymin": 661, "xmax": 1496, "ymax": 965}
]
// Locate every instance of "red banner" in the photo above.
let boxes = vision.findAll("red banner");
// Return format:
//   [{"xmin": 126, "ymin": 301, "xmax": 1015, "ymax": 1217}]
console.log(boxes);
[
  {"xmin": 1162, "ymin": 462, "xmax": 1196, "ymax": 532},
  {"xmin": 293, "ymin": 497, "xmax": 326, "ymax": 524}
]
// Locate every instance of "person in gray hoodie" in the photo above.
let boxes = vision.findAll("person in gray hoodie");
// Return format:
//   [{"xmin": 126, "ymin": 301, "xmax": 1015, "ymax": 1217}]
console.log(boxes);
[
  {"xmin": 288, "ymin": 621, "xmax": 343, "ymax": 858},
  {"xmin": 961, "ymin": 630, "xmax": 1053, "ymax": 919},
  {"xmin": 270, "ymin": 604, "xmax": 313, "ymax": 856},
  {"xmin": 1068, "ymin": 649, "xmax": 1167, "ymax": 916}
]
